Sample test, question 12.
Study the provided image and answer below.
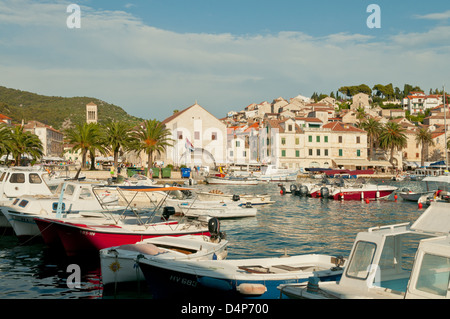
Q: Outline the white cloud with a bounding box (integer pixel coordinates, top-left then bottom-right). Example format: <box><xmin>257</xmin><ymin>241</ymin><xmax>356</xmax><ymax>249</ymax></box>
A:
<box><xmin>415</xmin><ymin>10</ymin><xmax>450</xmax><ymax>20</ymax></box>
<box><xmin>1</xmin><ymin>0</ymin><xmax>450</xmax><ymax>121</ymax></box>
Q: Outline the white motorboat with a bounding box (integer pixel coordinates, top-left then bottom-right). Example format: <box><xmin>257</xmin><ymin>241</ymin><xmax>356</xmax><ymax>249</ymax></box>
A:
<box><xmin>204</xmin><ymin>176</ymin><xmax>260</xmax><ymax>185</ymax></box>
<box><xmin>278</xmin><ymin>201</ymin><xmax>450</xmax><ymax>299</ymax></box>
<box><xmin>256</xmin><ymin>165</ymin><xmax>298</xmax><ymax>182</ymax></box>
<box><xmin>2</xmin><ymin>181</ymin><xmax>120</xmax><ymax>239</ymax></box>
<box><xmin>177</xmin><ymin>202</ymin><xmax>258</xmax><ymax>219</ymax></box>
<box><xmin>137</xmin><ymin>252</ymin><xmax>345</xmax><ymax>299</ymax></box>
<box><xmin>0</xmin><ymin>167</ymin><xmax>54</xmax><ymax>229</ymax></box>
<box><xmin>100</xmin><ymin>229</ymin><xmax>228</xmax><ymax>287</ymax></box>
<box><xmin>196</xmin><ymin>190</ymin><xmax>274</xmax><ymax>206</ymax></box>
<box><xmin>417</xmin><ymin>175</ymin><xmax>450</xmax><ymax>206</ymax></box>
<box><xmin>33</xmin><ymin>186</ymin><xmax>213</xmax><ymax>256</ymax></box>
<box><xmin>398</xmin><ymin>188</ymin><xmax>434</xmax><ymax>202</ymax></box>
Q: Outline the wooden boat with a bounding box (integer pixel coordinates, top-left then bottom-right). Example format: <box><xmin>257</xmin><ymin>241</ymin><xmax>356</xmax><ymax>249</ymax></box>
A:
<box><xmin>278</xmin><ymin>201</ymin><xmax>450</xmax><ymax>299</ymax></box>
<box><xmin>137</xmin><ymin>253</ymin><xmax>345</xmax><ymax>299</ymax></box>
<box><xmin>100</xmin><ymin>223</ymin><xmax>228</xmax><ymax>287</ymax></box>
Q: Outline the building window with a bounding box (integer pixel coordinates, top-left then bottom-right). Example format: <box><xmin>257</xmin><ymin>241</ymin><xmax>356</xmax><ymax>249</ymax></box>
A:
<box><xmin>339</xmin><ymin>136</ymin><xmax>343</xmax><ymax>143</ymax></box>
<box><xmin>357</xmin><ymin>149</ymin><xmax>361</xmax><ymax>157</ymax></box>
<box><xmin>324</xmin><ymin>136</ymin><xmax>328</xmax><ymax>143</ymax></box>
<box><xmin>308</xmin><ymin>136</ymin><xmax>312</xmax><ymax>143</ymax></box>
<box><xmin>243</xmin><ymin>151</ymin><xmax>246</xmax><ymax>157</ymax></box>
<box><xmin>356</xmin><ymin>136</ymin><xmax>360</xmax><ymax>144</ymax></box>
<box><xmin>416</xmin><ymin>153</ymin><xmax>419</xmax><ymax>158</ymax></box>
<box><xmin>282</xmin><ymin>150</ymin><xmax>286</xmax><ymax>157</ymax></box>
<box><xmin>296</xmin><ymin>150</ymin><xmax>300</xmax><ymax>157</ymax></box>
<box><xmin>281</xmin><ymin>138</ymin><xmax>286</xmax><ymax>145</ymax></box>
<box><xmin>309</xmin><ymin>149</ymin><xmax>313</xmax><ymax>156</ymax></box>
<box><xmin>211</xmin><ymin>132</ymin><xmax>217</xmax><ymax>140</ymax></box>
<box><xmin>194</xmin><ymin>131</ymin><xmax>200</xmax><ymax>140</ymax></box>
<box><xmin>177</xmin><ymin>132</ymin><xmax>183</xmax><ymax>140</ymax></box>
<box><xmin>236</xmin><ymin>141</ymin><xmax>240</xmax><ymax>147</ymax></box>
<box><xmin>288</xmin><ymin>124</ymin><xmax>293</xmax><ymax>131</ymax></box>
<box><xmin>295</xmin><ymin>137</ymin><xmax>299</xmax><ymax>145</ymax></box>
<box><xmin>325</xmin><ymin>149</ymin><xmax>328</xmax><ymax>156</ymax></box>
<box><xmin>317</xmin><ymin>149</ymin><xmax>321</xmax><ymax>156</ymax></box>
<box><xmin>339</xmin><ymin>149</ymin><xmax>343</xmax><ymax>157</ymax></box>
<box><xmin>316</xmin><ymin>136</ymin><xmax>320</xmax><ymax>143</ymax></box>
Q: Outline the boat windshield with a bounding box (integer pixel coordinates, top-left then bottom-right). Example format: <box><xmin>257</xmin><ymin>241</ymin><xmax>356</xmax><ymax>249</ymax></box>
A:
<box><xmin>415</xmin><ymin>253</ymin><xmax>450</xmax><ymax>297</ymax></box>
<box><xmin>346</xmin><ymin>241</ymin><xmax>376</xmax><ymax>280</ymax></box>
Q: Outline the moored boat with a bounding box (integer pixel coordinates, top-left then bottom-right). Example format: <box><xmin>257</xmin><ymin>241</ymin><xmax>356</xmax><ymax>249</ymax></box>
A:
<box><xmin>100</xmin><ymin>224</ymin><xmax>228</xmax><ymax>287</ymax></box>
<box><xmin>137</xmin><ymin>253</ymin><xmax>345</xmax><ymax>299</ymax></box>
<box><xmin>34</xmin><ymin>186</ymin><xmax>213</xmax><ymax>256</ymax></box>
<box><xmin>278</xmin><ymin>201</ymin><xmax>450</xmax><ymax>299</ymax></box>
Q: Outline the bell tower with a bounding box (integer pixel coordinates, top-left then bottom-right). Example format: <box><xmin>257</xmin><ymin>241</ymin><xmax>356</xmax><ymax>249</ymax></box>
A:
<box><xmin>86</xmin><ymin>102</ymin><xmax>98</xmax><ymax>124</ymax></box>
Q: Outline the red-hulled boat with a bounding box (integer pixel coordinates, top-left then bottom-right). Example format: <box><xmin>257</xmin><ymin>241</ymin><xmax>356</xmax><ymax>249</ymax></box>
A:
<box><xmin>34</xmin><ymin>216</ymin><xmax>210</xmax><ymax>256</ymax></box>
<box><xmin>34</xmin><ymin>185</ymin><xmax>211</xmax><ymax>256</ymax></box>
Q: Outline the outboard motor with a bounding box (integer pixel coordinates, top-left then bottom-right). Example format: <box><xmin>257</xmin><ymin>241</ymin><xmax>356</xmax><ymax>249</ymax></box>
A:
<box><xmin>279</xmin><ymin>185</ymin><xmax>287</xmax><ymax>195</ymax></box>
<box><xmin>300</xmin><ymin>185</ymin><xmax>309</xmax><ymax>196</ymax></box>
<box><xmin>208</xmin><ymin>217</ymin><xmax>226</xmax><ymax>242</ymax></box>
<box><xmin>232</xmin><ymin>194</ymin><xmax>240</xmax><ymax>201</ymax></box>
<box><xmin>290</xmin><ymin>184</ymin><xmax>298</xmax><ymax>193</ymax></box>
<box><xmin>320</xmin><ymin>186</ymin><xmax>329</xmax><ymax>198</ymax></box>
<box><xmin>162</xmin><ymin>206</ymin><xmax>176</xmax><ymax>221</ymax></box>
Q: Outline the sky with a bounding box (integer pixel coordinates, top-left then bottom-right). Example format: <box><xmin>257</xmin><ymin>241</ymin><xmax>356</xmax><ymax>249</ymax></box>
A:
<box><xmin>1</xmin><ymin>0</ymin><xmax>450</xmax><ymax>121</ymax></box>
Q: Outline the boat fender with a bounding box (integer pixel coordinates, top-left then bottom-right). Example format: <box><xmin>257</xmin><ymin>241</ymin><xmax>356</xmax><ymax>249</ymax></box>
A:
<box><xmin>232</xmin><ymin>194</ymin><xmax>240</xmax><ymax>201</ymax></box>
<box><xmin>280</xmin><ymin>186</ymin><xmax>286</xmax><ymax>195</ymax></box>
<box><xmin>290</xmin><ymin>184</ymin><xmax>297</xmax><ymax>192</ymax></box>
<box><xmin>236</xmin><ymin>283</ymin><xmax>267</xmax><ymax>296</ymax></box>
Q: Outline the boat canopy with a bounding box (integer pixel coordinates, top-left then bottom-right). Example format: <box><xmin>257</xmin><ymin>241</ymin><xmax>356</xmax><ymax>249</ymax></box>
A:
<box><xmin>411</xmin><ymin>202</ymin><xmax>450</xmax><ymax>235</ymax></box>
<box><xmin>117</xmin><ymin>186</ymin><xmax>193</xmax><ymax>192</ymax></box>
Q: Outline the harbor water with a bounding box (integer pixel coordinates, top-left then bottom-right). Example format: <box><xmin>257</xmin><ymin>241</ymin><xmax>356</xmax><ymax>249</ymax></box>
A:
<box><xmin>0</xmin><ymin>179</ymin><xmax>426</xmax><ymax>299</ymax></box>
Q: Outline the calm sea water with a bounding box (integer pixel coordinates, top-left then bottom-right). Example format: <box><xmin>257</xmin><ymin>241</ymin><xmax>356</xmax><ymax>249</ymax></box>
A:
<box><xmin>0</xmin><ymin>179</ymin><xmax>426</xmax><ymax>299</ymax></box>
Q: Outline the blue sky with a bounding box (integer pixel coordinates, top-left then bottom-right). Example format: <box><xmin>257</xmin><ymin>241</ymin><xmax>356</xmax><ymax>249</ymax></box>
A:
<box><xmin>1</xmin><ymin>0</ymin><xmax>450</xmax><ymax>121</ymax></box>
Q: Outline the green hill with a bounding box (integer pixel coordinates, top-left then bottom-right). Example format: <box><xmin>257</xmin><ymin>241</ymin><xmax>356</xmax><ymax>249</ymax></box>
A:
<box><xmin>0</xmin><ymin>86</ymin><xmax>143</xmax><ymax>131</ymax></box>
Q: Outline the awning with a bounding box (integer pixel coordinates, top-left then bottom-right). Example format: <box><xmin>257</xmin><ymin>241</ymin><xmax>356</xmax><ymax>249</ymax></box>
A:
<box><xmin>333</xmin><ymin>159</ymin><xmax>392</xmax><ymax>167</ymax></box>
<box><xmin>332</xmin><ymin>159</ymin><xmax>372</xmax><ymax>167</ymax></box>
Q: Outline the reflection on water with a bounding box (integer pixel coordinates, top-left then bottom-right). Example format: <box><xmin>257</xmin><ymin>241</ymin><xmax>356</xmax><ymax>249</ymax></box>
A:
<box><xmin>0</xmin><ymin>179</ymin><xmax>425</xmax><ymax>298</ymax></box>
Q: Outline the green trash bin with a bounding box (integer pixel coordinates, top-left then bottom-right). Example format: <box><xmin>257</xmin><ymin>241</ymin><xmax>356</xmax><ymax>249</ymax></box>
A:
<box><xmin>162</xmin><ymin>167</ymin><xmax>171</xmax><ymax>178</ymax></box>
<box><xmin>151</xmin><ymin>167</ymin><xmax>160</xmax><ymax>178</ymax></box>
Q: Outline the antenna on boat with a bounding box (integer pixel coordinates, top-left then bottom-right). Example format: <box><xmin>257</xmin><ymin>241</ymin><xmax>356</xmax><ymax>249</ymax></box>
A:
<box><xmin>444</xmin><ymin>85</ymin><xmax>448</xmax><ymax>172</ymax></box>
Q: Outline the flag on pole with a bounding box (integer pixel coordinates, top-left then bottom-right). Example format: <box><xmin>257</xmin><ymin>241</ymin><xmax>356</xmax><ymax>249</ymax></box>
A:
<box><xmin>185</xmin><ymin>138</ymin><xmax>194</xmax><ymax>152</ymax></box>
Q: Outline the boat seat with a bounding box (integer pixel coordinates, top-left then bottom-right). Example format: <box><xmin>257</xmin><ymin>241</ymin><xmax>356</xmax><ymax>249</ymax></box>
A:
<box><xmin>271</xmin><ymin>265</ymin><xmax>320</xmax><ymax>273</ymax></box>
<box><xmin>238</xmin><ymin>266</ymin><xmax>273</xmax><ymax>274</ymax></box>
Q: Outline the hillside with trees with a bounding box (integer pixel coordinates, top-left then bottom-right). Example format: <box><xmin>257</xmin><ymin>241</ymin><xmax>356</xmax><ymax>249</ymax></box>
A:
<box><xmin>0</xmin><ymin>86</ymin><xmax>143</xmax><ymax>130</ymax></box>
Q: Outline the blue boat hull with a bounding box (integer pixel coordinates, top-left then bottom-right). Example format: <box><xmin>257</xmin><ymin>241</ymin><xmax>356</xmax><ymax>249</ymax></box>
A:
<box><xmin>138</xmin><ymin>261</ymin><xmax>342</xmax><ymax>299</ymax></box>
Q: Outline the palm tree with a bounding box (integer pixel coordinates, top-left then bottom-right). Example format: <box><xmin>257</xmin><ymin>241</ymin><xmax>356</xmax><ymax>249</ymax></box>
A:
<box><xmin>103</xmin><ymin>121</ymin><xmax>134</xmax><ymax>175</ymax></box>
<box><xmin>355</xmin><ymin>107</ymin><xmax>367</xmax><ymax>126</ymax></box>
<box><xmin>0</xmin><ymin>125</ymin><xmax>14</xmax><ymax>163</ymax></box>
<box><xmin>379</xmin><ymin>121</ymin><xmax>407</xmax><ymax>169</ymax></box>
<box><xmin>10</xmin><ymin>125</ymin><xmax>43</xmax><ymax>166</ymax></box>
<box><xmin>65</xmin><ymin>123</ymin><xmax>103</xmax><ymax>169</ymax></box>
<box><xmin>132</xmin><ymin>119</ymin><xmax>173</xmax><ymax>177</ymax></box>
<box><xmin>415</xmin><ymin>127</ymin><xmax>434</xmax><ymax>167</ymax></box>
<box><xmin>360</xmin><ymin>118</ymin><xmax>382</xmax><ymax>160</ymax></box>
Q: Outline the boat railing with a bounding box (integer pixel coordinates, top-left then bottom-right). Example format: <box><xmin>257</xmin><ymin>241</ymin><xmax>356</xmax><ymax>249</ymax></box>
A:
<box><xmin>368</xmin><ymin>222</ymin><xmax>411</xmax><ymax>234</ymax></box>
